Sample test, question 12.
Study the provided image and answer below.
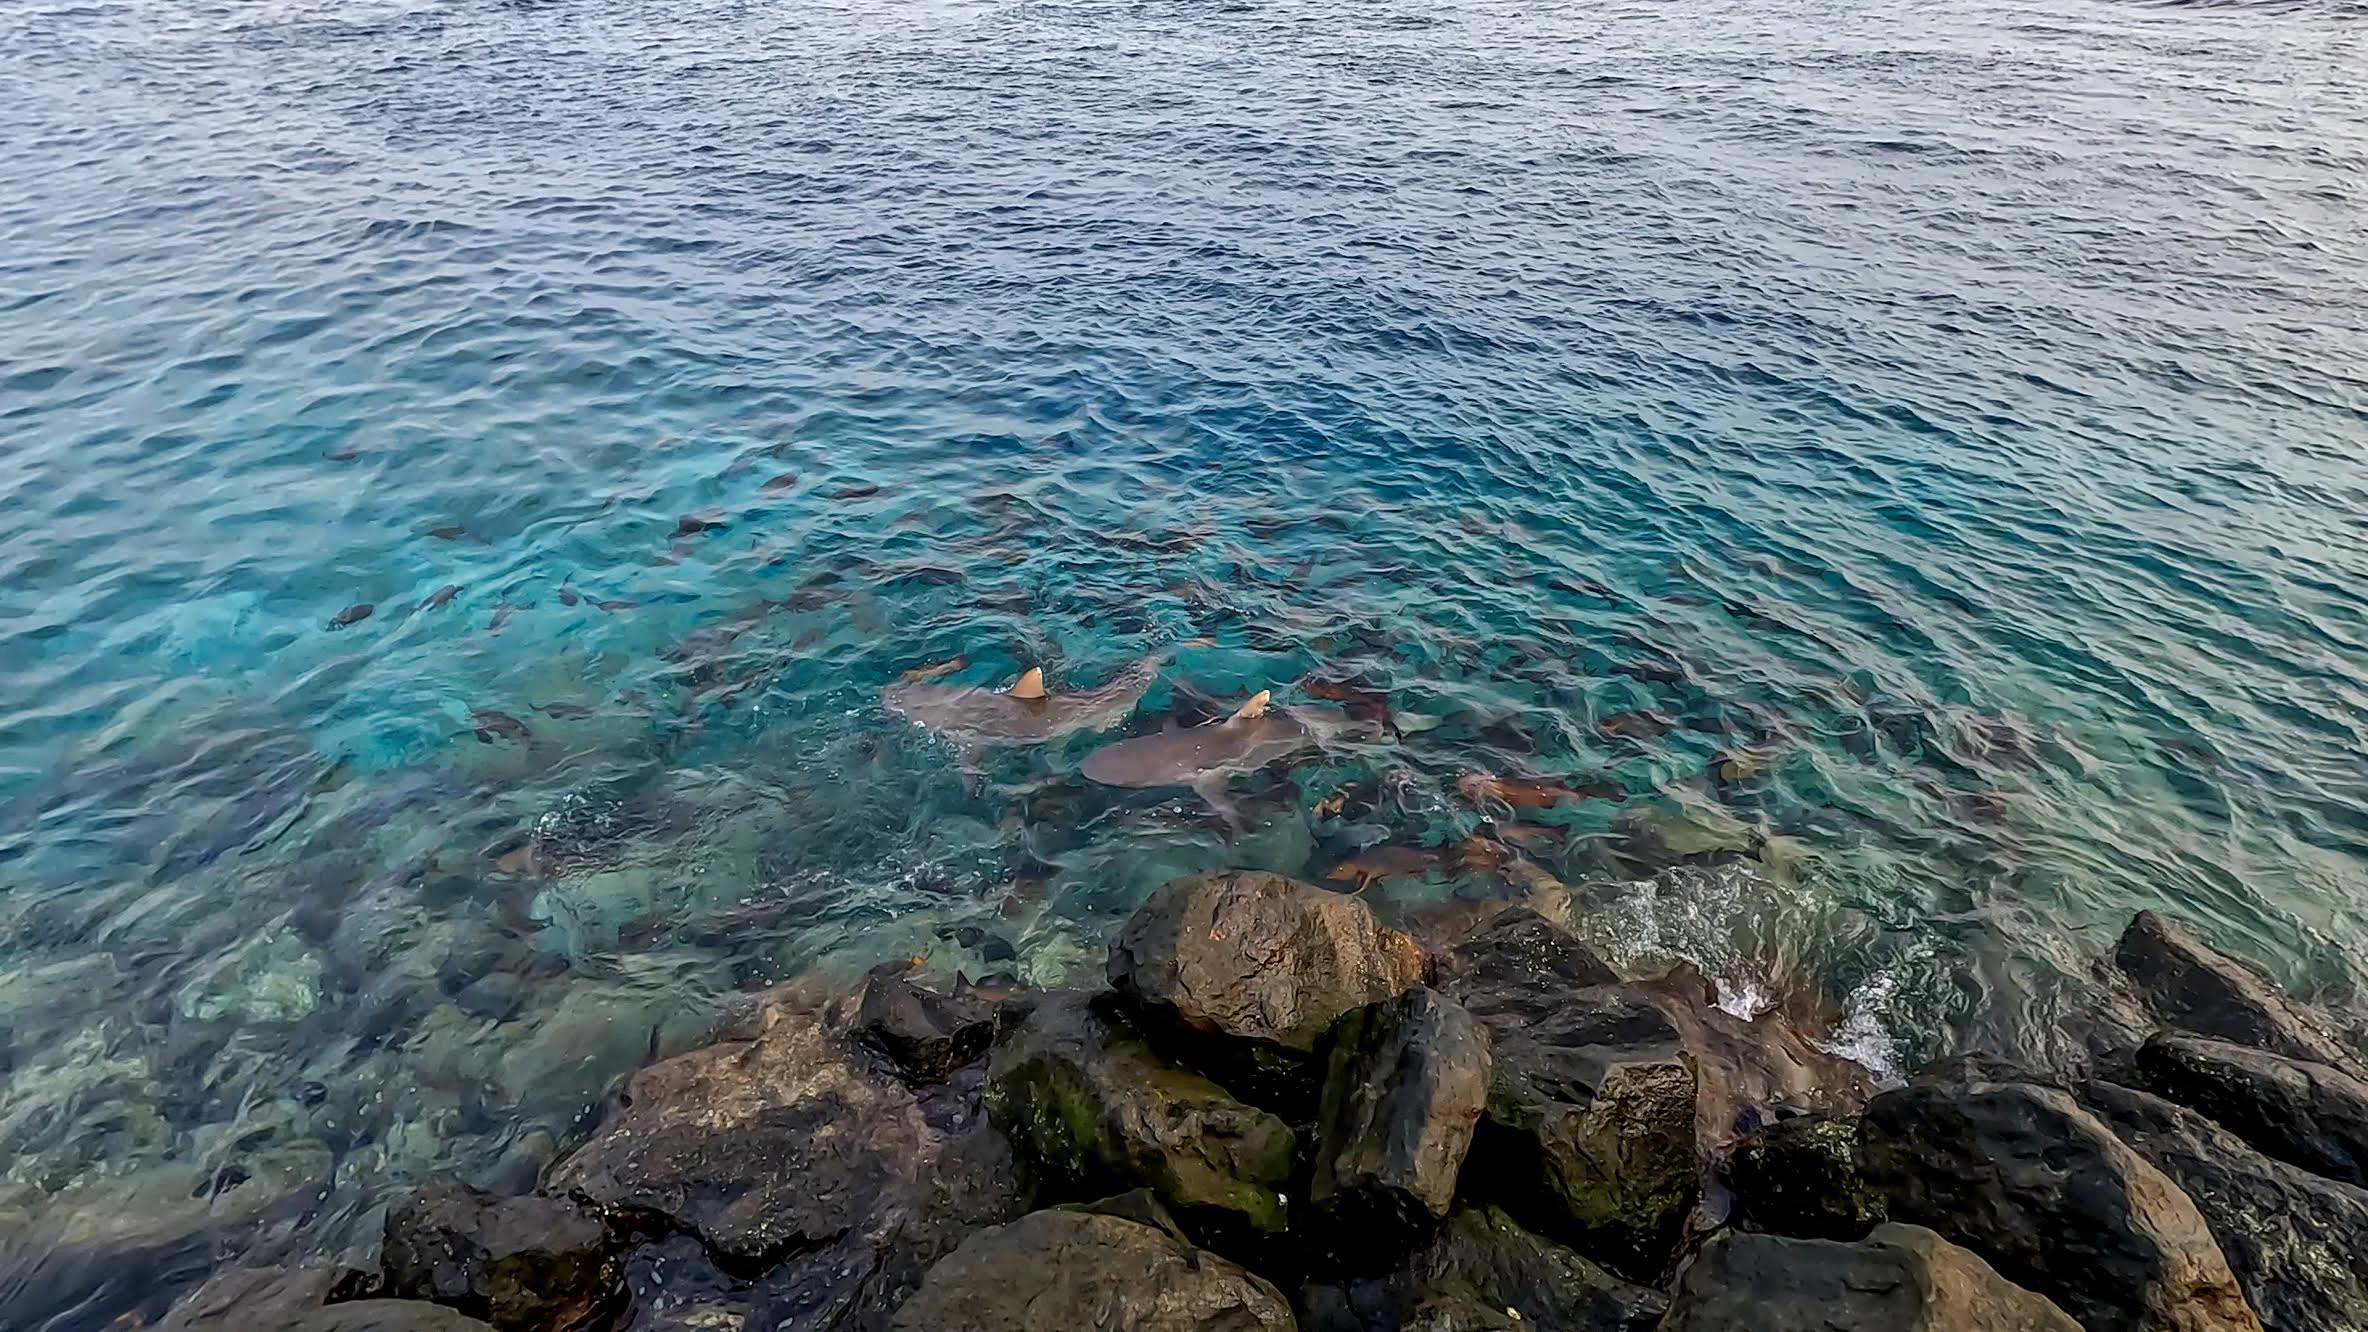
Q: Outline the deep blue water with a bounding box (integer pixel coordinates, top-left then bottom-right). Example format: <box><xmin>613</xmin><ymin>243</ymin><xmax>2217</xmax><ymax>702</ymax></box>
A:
<box><xmin>3</xmin><ymin>0</ymin><xmax>2367</xmax><ymax>1319</ymax></box>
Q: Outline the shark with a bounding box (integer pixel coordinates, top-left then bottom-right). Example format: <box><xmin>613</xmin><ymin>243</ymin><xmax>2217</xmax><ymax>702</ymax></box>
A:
<box><xmin>882</xmin><ymin>653</ymin><xmax>1165</xmax><ymax>754</ymax></box>
<box><xmin>1080</xmin><ymin>690</ymin><xmax>1365</xmax><ymax>824</ymax></box>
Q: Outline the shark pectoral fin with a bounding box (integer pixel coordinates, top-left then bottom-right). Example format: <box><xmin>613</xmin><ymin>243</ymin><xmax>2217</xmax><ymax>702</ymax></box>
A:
<box><xmin>1190</xmin><ymin>770</ymin><xmax>1246</xmax><ymax>832</ymax></box>
<box><xmin>1006</xmin><ymin>667</ymin><xmax>1048</xmax><ymax>700</ymax></box>
<box><xmin>1228</xmin><ymin>690</ymin><xmax>1272</xmax><ymax>723</ymax></box>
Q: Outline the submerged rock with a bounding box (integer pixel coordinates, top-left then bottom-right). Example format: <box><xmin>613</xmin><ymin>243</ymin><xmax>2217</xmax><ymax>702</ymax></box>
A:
<box><xmin>1859</xmin><ymin>1066</ymin><xmax>2262</xmax><ymax>1332</ymax></box>
<box><xmin>1635</xmin><ymin>963</ymin><xmax>1874</xmax><ymax>1148</ymax></box>
<box><xmin>2134</xmin><ymin>1031</ymin><xmax>2368</xmax><ymax>1187</ymax></box>
<box><xmin>380</xmin><ymin>1176</ymin><xmax>621</xmax><ymax>1331</ymax></box>
<box><xmin>544</xmin><ymin>989</ymin><xmax>1027</xmax><ymax>1325</ymax></box>
<box><xmin>157</xmin><ymin>1268</ymin><xmax>496</xmax><ymax>1332</ymax></box>
<box><xmin>1614</xmin><ymin>797</ymin><xmax>1762</xmax><ymax>866</ymax></box>
<box><xmin>1309</xmin><ymin>987</ymin><xmax>1492</xmax><ymax>1249</ymax></box>
<box><xmin>1298</xmin><ymin>1204</ymin><xmax>1667</xmax><ymax>1332</ymax></box>
<box><xmin>1660</xmin><ymin>1223</ymin><xmax>2081</xmax><ymax>1332</ymax></box>
<box><xmin>156</xmin><ymin>1267</ymin><xmax>346</xmax><ymax>1331</ymax></box>
<box><xmin>2080</xmin><ymin>1079</ymin><xmax>2368</xmax><ymax>1332</ymax></box>
<box><xmin>175</xmin><ymin>926</ymin><xmax>326</xmax><ymax>1024</ymax></box>
<box><xmin>983</xmin><ymin>991</ymin><xmax>1294</xmax><ymax>1234</ymax></box>
<box><xmin>1107</xmin><ymin>869</ymin><xmax>1426</xmax><ymax>1087</ymax></box>
<box><xmin>888</xmin><ymin>1208</ymin><xmax>1294</xmax><ymax>1332</ymax></box>
<box><xmin>1726</xmin><ymin>1112</ymin><xmax>1883</xmax><ymax>1241</ymax></box>
<box><xmin>499</xmin><ymin>976</ymin><xmax>716</xmax><ymax>1113</ymax></box>
<box><xmin>27</xmin><ymin>1136</ymin><xmax>335</xmax><ymax>1253</ymax></box>
<box><xmin>2113</xmin><ymin>912</ymin><xmax>2355</xmax><ymax>1068</ymax></box>
<box><xmin>1440</xmin><ymin>909</ymin><xmax>1698</xmax><ymax>1283</ymax></box>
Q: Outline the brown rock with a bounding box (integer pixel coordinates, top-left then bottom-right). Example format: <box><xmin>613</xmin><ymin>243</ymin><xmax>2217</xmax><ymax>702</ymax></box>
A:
<box><xmin>2135</xmin><ymin>1031</ymin><xmax>2368</xmax><ymax>1187</ymax></box>
<box><xmin>1659</xmin><ymin>1223</ymin><xmax>2081</xmax><ymax>1331</ymax></box>
<box><xmin>1860</xmin><ymin>1067</ymin><xmax>2262</xmax><ymax>1332</ymax></box>
<box><xmin>545</xmin><ymin>989</ymin><xmax>1027</xmax><ymax>1327</ymax></box>
<box><xmin>2114</xmin><ymin>912</ymin><xmax>2355</xmax><ymax>1067</ymax></box>
<box><xmin>2081</xmin><ymin>1079</ymin><xmax>2368</xmax><ymax>1332</ymax></box>
<box><xmin>1107</xmin><ymin>869</ymin><xmax>1426</xmax><ymax>1086</ymax></box>
<box><xmin>888</xmin><ymin>1209</ymin><xmax>1293</xmax><ymax>1332</ymax></box>
<box><xmin>1635</xmin><ymin>963</ymin><xmax>1874</xmax><ymax>1148</ymax></box>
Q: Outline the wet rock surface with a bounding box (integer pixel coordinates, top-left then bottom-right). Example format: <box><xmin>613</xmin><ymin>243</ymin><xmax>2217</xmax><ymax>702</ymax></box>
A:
<box><xmin>1309</xmin><ymin>986</ymin><xmax>1492</xmax><ymax>1248</ymax></box>
<box><xmin>851</xmin><ymin>960</ymin><xmax>998</xmax><ymax>1085</ymax></box>
<box><xmin>380</xmin><ymin>1175</ymin><xmax>621</xmax><ymax>1332</ymax></box>
<box><xmin>1634</xmin><ymin>963</ymin><xmax>1874</xmax><ymax>1149</ymax></box>
<box><xmin>125</xmin><ymin>900</ymin><xmax>2368</xmax><ymax>1332</ymax></box>
<box><xmin>545</xmin><ymin>994</ymin><xmax>927</xmax><ymax>1267</ymax></box>
<box><xmin>1107</xmin><ymin>869</ymin><xmax>1426</xmax><ymax>1084</ymax></box>
<box><xmin>2134</xmin><ymin>1031</ymin><xmax>2368</xmax><ymax>1187</ymax></box>
<box><xmin>2080</xmin><ymin>1080</ymin><xmax>2368</xmax><ymax>1332</ymax></box>
<box><xmin>1725</xmin><ymin>1112</ymin><xmax>1882</xmax><ymax>1241</ymax></box>
<box><xmin>887</xmin><ymin>1208</ymin><xmax>1295</xmax><ymax>1332</ymax></box>
<box><xmin>1860</xmin><ymin>1066</ymin><xmax>2262</xmax><ymax>1332</ymax></box>
<box><xmin>1441</xmin><ymin>909</ymin><xmax>1698</xmax><ymax>1283</ymax></box>
<box><xmin>983</xmin><ymin>990</ymin><xmax>1295</xmax><ymax>1234</ymax></box>
<box><xmin>1298</xmin><ymin>1205</ymin><xmax>1667</xmax><ymax>1332</ymax></box>
<box><xmin>2113</xmin><ymin>912</ymin><xmax>2356</xmax><ymax>1068</ymax></box>
<box><xmin>609</xmin><ymin>1237</ymin><xmax>748</xmax><ymax>1332</ymax></box>
<box><xmin>543</xmin><ymin>986</ymin><xmax>1028</xmax><ymax>1329</ymax></box>
<box><xmin>1660</xmin><ymin>1223</ymin><xmax>2081</xmax><ymax>1332</ymax></box>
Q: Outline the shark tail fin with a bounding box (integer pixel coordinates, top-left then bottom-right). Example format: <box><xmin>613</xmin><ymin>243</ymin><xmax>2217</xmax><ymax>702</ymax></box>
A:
<box><xmin>1229</xmin><ymin>689</ymin><xmax>1272</xmax><ymax>722</ymax></box>
<box><xmin>1006</xmin><ymin>667</ymin><xmax>1047</xmax><ymax>700</ymax></box>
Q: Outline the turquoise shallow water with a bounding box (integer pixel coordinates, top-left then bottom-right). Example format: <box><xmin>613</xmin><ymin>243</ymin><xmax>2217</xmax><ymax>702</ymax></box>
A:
<box><xmin>3</xmin><ymin>0</ymin><xmax>2367</xmax><ymax>1319</ymax></box>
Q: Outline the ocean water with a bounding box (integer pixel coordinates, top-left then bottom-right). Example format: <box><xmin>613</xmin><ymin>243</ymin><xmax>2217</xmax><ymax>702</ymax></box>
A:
<box><xmin>2</xmin><ymin>0</ymin><xmax>2366</xmax><ymax>1319</ymax></box>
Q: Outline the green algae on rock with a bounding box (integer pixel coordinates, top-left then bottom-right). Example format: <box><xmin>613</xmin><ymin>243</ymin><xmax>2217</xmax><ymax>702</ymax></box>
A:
<box><xmin>984</xmin><ymin>991</ymin><xmax>1295</xmax><ymax>1234</ymax></box>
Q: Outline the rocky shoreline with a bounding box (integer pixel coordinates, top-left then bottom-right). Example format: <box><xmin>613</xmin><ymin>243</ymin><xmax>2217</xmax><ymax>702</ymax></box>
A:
<box><xmin>151</xmin><ymin>872</ymin><xmax>2368</xmax><ymax>1332</ymax></box>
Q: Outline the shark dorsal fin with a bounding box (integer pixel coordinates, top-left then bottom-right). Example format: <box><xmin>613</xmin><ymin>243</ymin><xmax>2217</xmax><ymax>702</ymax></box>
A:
<box><xmin>1228</xmin><ymin>690</ymin><xmax>1272</xmax><ymax>723</ymax></box>
<box><xmin>1006</xmin><ymin>667</ymin><xmax>1047</xmax><ymax>700</ymax></box>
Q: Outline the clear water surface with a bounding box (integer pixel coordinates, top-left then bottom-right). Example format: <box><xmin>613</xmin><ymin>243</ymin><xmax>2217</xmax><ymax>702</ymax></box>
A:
<box><xmin>2</xmin><ymin>0</ymin><xmax>2365</xmax><ymax>1321</ymax></box>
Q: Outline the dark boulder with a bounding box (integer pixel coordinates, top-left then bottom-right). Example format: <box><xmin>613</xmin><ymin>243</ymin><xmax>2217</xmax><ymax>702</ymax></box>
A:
<box><xmin>1440</xmin><ymin>910</ymin><xmax>1699</xmax><ymax>1284</ymax></box>
<box><xmin>984</xmin><ymin>991</ymin><xmax>1295</xmax><ymax>1234</ymax></box>
<box><xmin>2135</xmin><ymin>1031</ymin><xmax>2368</xmax><ymax>1187</ymax></box>
<box><xmin>544</xmin><ymin>988</ymin><xmax>1028</xmax><ymax>1327</ymax></box>
<box><xmin>1107</xmin><ymin>869</ymin><xmax>1426</xmax><ymax>1089</ymax></box>
<box><xmin>1444</xmin><ymin>907</ymin><xmax>1620</xmax><ymax>990</ymax></box>
<box><xmin>852</xmin><ymin>960</ymin><xmax>997</xmax><ymax>1085</ymax></box>
<box><xmin>1298</xmin><ymin>1204</ymin><xmax>1667</xmax><ymax>1332</ymax></box>
<box><xmin>381</xmin><ymin>1176</ymin><xmax>621</xmax><ymax>1331</ymax></box>
<box><xmin>2114</xmin><ymin>912</ymin><xmax>2354</xmax><ymax>1067</ymax></box>
<box><xmin>2082</xmin><ymin>1080</ymin><xmax>2368</xmax><ymax>1332</ymax></box>
<box><xmin>1726</xmin><ymin>1112</ymin><xmax>1882</xmax><ymax>1241</ymax></box>
<box><xmin>1859</xmin><ymin>1068</ymin><xmax>2261</xmax><ymax>1332</ymax></box>
<box><xmin>1659</xmin><ymin>1223</ymin><xmax>2081</xmax><ymax>1332</ymax></box>
<box><xmin>610</xmin><ymin>1236</ymin><xmax>748</xmax><ymax>1332</ymax></box>
<box><xmin>887</xmin><ymin>1208</ymin><xmax>1295</xmax><ymax>1332</ymax></box>
<box><xmin>1310</xmin><ymin>987</ymin><xmax>1492</xmax><ymax>1249</ymax></box>
<box><xmin>745</xmin><ymin>1105</ymin><xmax>1030</xmax><ymax>1332</ymax></box>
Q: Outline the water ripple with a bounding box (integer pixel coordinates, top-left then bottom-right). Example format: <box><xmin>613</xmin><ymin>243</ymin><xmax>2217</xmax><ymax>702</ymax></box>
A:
<box><xmin>3</xmin><ymin>0</ymin><xmax>2368</xmax><ymax>1321</ymax></box>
